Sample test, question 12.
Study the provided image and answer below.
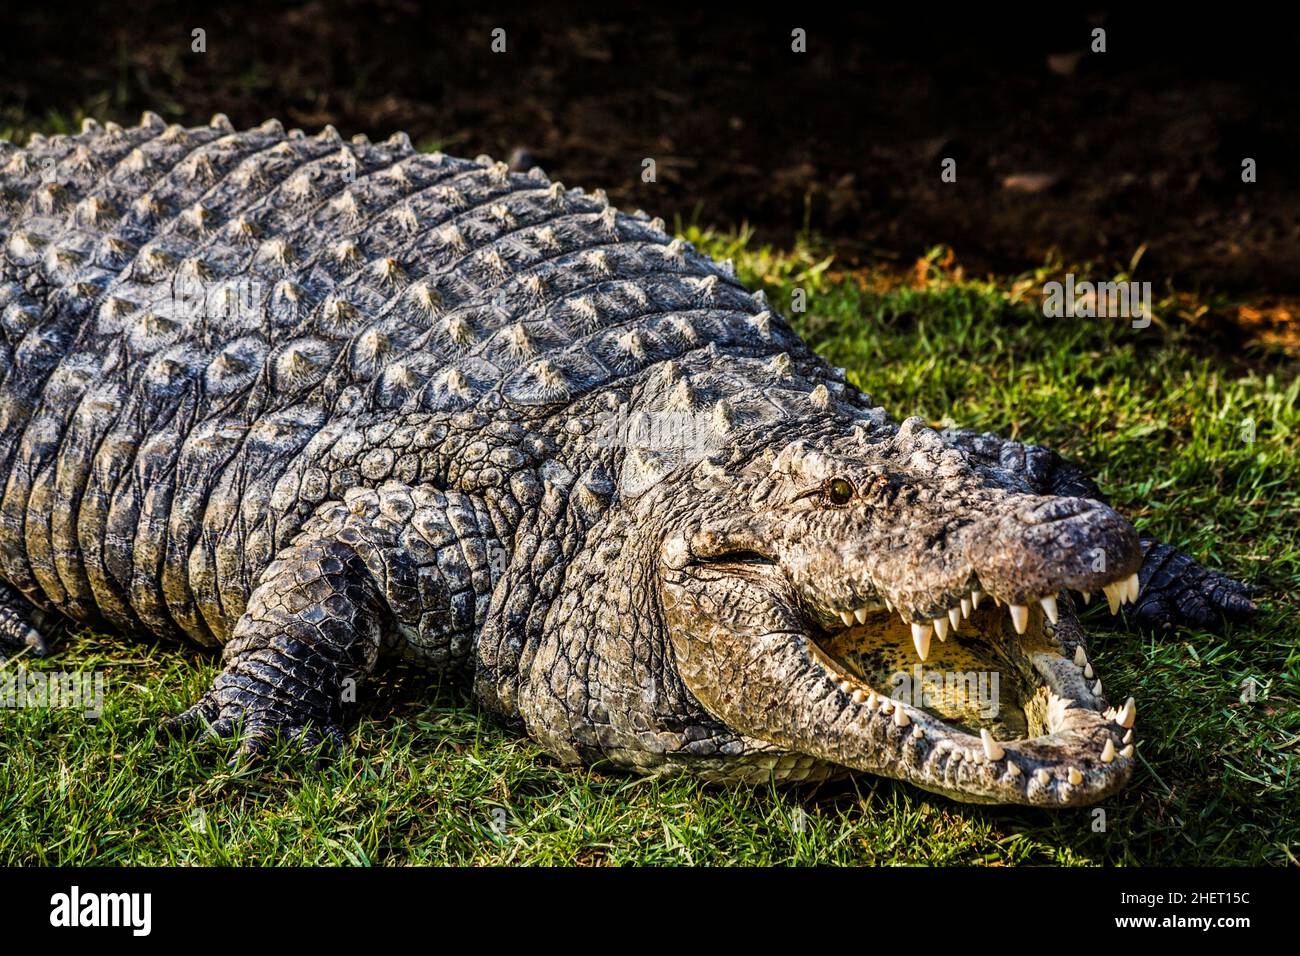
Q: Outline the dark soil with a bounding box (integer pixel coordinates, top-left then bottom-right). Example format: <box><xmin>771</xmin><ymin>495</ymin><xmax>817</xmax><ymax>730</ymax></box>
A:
<box><xmin>3</xmin><ymin>3</ymin><xmax>1299</xmax><ymax>292</ymax></box>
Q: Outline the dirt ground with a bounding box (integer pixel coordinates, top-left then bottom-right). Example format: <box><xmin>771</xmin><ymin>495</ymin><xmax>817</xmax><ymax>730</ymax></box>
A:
<box><xmin>3</xmin><ymin>3</ymin><xmax>1299</xmax><ymax>296</ymax></box>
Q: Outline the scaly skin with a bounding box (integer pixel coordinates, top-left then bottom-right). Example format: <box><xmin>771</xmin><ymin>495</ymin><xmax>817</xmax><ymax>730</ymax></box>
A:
<box><xmin>0</xmin><ymin>116</ymin><xmax>1257</xmax><ymax>805</ymax></box>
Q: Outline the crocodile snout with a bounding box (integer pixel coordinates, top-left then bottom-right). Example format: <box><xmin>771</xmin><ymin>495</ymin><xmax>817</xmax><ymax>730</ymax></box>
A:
<box><xmin>964</xmin><ymin>496</ymin><xmax>1142</xmax><ymax>609</ymax></box>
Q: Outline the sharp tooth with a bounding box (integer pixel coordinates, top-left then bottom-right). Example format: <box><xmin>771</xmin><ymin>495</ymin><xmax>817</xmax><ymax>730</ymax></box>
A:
<box><xmin>948</xmin><ymin>606</ymin><xmax>961</xmax><ymax>631</ymax></box>
<box><xmin>866</xmin><ymin>692</ymin><xmax>879</xmax><ymax>710</ymax></box>
<box><xmin>1104</xmin><ymin>583</ymin><xmax>1121</xmax><ymax>615</ymax></box>
<box><xmin>1092</xmin><ymin>679</ymin><xmax>1103</xmax><ymax>697</ymax></box>
<box><xmin>993</xmin><ymin>595</ymin><xmax>1003</xmax><ymax>607</ymax></box>
<box><xmin>912</xmin><ymin>725</ymin><xmax>923</xmax><ymax>739</ymax></box>
<box><xmin>1073</xmin><ymin>646</ymin><xmax>1087</xmax><ymax>667</ymax></box>
<box><xmin>1122</xmin><ymin>729</ymin><xmax>1132</xmax><ymax>744</ymax></box>
<box><xmin>1009</xmin><ymin>604</ymin><xmax>1028</xmax><ymax>634</ymax></box>
<box><xmin>839</xmin><ymin>610</ymin><xmax>855</xmax><ymax>626</ymax></box>
<box><xmin>1067</xmin><ymin>767</ymin><xmax>1083</xmax><ymax>785</ymax></box>
<box><xmin>880</xmin><ymin>699</ymin><xmax>894</xmax><ymax>715</ymax></box>
<box><xmin>980</xmin><ymin>729</ymin><xmax>1005</xmax><ymax>761</ymax></box>
<box><xmin>894</xmin><ymin>706</ymin><xmax>910</xmax><ymax>727</ymax></box>
<box><xmin>960</xmin><ymin>596</ymin><xmax>971</xmax><ymax>618</ymax></box>
<box><xmin>1040</xmin><ymin>595</ymin><xmax>1058</xmax><ymax>624</ymax></box>
<box><xmin>854</xmin><ymin>607</ymin><xmax>868</xmax><ymax>625</ymax></box>
<box><xmin>851</xmin><ymin>689</ymin><xmax>866</xmax><ymax>704</ymax></box>
<box><xmin>1007</xmin><ymin>762</ymin><xmax>1022</xmax><ymax>778</ymax></box>
<box><xmin>1100</xmin><ymin>739</ymin><xmax>1116</xmax><ymax>763</ymax></box>
<box><xmin>971</xmin><ymin>589</ymin><xmax>982</xmax><ymax>610</ymax></box>
<box><xmin>1083</xmin><ymin>663</ymin><xmax>1095</xmax><ymax>679</ymax></box>
<box><xmin>883</xmin><ymin>597</ymin><xmax>892</xmax><ymax>612</ymax></box>
<box><xmin>910</xmin><ymin>621</ymin><xmax>933</xmax><ymax>661</ymax></box>
<box><xmin>1080</xmin><ymin>590</ymin><xmax>1091</xmax><ymax>605</ymax></box>
<box><xmin>1116</xmin><ymin>697</ymin><xmax>1135</xmax><ymax>728</ymax></box>
<box><xmin>838</xmin><ymin>680</ymin><xmax>852</xmax><ymax>694</ymax></box>
<box><xmin>1035</xmin><ymin>769</ymin><xmax>1051</xmax><ymax>786</ymax></box>
<box><xmin>1127</xmin><ymin>572</ymin><xmax>1140</xmax><ymax>602</ymax></box>
<box><xmin>933</xmin><ymin>616</ymin><xmax>948</xmax><ymax>641</ymax></box>
<box><xmin>1120</xmin><ymin>744</ymin><xmax>1135</xmax><ymax>759</ymax></box>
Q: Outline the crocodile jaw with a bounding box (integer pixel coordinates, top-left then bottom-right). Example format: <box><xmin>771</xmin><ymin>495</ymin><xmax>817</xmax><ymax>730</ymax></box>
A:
<box><xmin>804</xmin><ymin>600</ymin><xmax>1137</xmax><ymax>805</ymax></box>
<box><xmin>662</xmin><ymin>563</ymin><xmax>1139</xmax><ymax>806</ymax></box>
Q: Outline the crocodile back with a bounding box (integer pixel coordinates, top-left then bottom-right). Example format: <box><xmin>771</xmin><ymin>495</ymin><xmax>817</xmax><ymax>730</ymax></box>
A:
<box><xmin>0</xmin><ymin>116</ymin><xmax>791</xmax><ymax>646</ymax></box>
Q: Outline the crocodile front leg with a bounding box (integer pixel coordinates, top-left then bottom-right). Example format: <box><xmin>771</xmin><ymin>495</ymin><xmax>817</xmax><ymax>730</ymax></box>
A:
<box><xmin>165</xmin><ymin>482</ymin><xmax>499</xmax><ymax>760</ymax></box>
<box><xmin>939</xmin><ymin>428</ymin><xmax>1259</xmax><ymax>631</ymax></box>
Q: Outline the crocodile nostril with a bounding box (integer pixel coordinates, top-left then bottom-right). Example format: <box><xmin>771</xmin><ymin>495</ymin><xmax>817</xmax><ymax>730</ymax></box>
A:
<box><xmin>1017</xmin><ymin>496</ymin><xmax>1098</xmax><ymax>525</ymax></box>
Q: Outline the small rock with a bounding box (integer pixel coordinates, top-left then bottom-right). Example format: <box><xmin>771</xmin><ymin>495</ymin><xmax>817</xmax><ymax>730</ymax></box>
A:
<box><xmin>1047</xmin><ymin>51</ymin><xmax>1086</xmax><ymax>76</ymax></box>
<box><xmin>1002</xmin><ymin>172</ymin><xmax>1059</xmax><ymax>194</ymax></box>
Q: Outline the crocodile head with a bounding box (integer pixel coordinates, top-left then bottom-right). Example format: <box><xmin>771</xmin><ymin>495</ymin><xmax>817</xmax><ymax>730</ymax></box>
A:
<box><xmin>659</xmin><ymin>414</ymin><xmax>1142</xmax><ymax>806</ymax></box>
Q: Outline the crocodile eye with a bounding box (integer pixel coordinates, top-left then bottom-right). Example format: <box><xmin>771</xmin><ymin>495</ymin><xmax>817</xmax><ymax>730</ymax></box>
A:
<box><xmin>826</xmin><ymin>477</ymin><xmax>855</xmax><ymax>505</ymax></box>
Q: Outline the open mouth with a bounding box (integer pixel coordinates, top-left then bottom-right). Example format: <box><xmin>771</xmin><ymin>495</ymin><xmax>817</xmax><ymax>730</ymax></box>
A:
<box><xmin>804</xmin><ymin>580</ymin><xmax>1140</xmax><ymax>805</ymax></box>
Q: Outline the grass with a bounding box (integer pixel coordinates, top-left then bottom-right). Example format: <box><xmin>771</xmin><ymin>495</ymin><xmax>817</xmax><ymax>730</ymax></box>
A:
<box><xmin>1</xmin><ymin>129</ymin><xmax>1297</xmax><ymax>865</ymax></box>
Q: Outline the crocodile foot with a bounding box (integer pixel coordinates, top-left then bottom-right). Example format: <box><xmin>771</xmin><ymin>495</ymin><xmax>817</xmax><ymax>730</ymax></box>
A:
<box><xmin>0</xmin><ymin>581</ymin><xmax>57</xmax><ymax>664</ymax></box>
<box><xmin>1129</xmin><ymin>538</ymin><xmax>1260</xmax><ymax>631</ymax></box>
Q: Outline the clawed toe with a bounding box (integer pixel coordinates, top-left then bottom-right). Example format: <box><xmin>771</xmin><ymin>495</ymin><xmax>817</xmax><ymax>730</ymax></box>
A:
<box><xmin>165</xmin><ymin>694</ymin><xmax>345</xmax><ymax>769</ymax></box>
<box><xmin>162</xmin><ymin>696</ymin><xmax>221</xmax><ymax>736</ymax></box>
<box><xmin>221</xmin><ymin>719</ymin><xmax>344</xmax><ymax>768</ymax></box>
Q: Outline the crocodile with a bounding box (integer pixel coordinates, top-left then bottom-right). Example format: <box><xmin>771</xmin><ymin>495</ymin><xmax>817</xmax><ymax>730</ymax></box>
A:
<box><xmin>0</xmin><ymin>115</ymin><xmax>1257</xmax><ymax>806</ymax></box>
